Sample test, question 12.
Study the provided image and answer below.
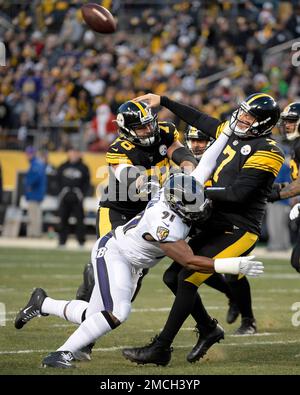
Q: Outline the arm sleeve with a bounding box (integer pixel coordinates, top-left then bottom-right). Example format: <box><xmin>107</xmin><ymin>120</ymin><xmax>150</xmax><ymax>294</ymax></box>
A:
<box><xmin>191</xmin><ymin>132</ymin><xmax>229</xmax><ymax>186</ymax></box>
<box><xmin>160</xmin><ymin>96</ymin><xmax>221</xmax><ymax>138</ymax></box>
<box><xmin>205</xmin><ymin>168</ymin><xmax>276</xmax><ymax>203</ymax></box>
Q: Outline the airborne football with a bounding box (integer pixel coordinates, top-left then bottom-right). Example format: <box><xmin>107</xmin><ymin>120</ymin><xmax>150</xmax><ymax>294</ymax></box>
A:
<box><xmin>81</xmin><ymin>3</ymin><xmax>116</xmax><ymax>34</ymax></box>
<box><xmin>1</xmin><ymin>0</ymin><xmax>300</xmax><ymax>381</ymax></box>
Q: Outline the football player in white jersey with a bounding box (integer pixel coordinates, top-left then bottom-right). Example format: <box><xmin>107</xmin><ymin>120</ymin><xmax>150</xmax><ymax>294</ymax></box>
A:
<box><xmin>14</xmin><ymin>130</ymin><xmax>264</xmax><ymax>368</ymax></box>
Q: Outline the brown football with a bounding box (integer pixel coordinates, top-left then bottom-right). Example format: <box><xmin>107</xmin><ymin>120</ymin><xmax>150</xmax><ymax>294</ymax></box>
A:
<box><xmin>81</xmin><ymin>3</ymin><xmax>116</xmax><ymax>34</ymax></box>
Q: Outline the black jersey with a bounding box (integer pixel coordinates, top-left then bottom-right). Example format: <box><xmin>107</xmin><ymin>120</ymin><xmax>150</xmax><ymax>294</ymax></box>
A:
<box><xmin>160</xmin><ymin>96</ymin><xmax>285</xmax><ymax>235</ymax></box>
<box><xmin>290</xmin><ymin>137</ymin><xmax>300</xmax><ymax>181</ymax></box>
<box><xmin>100</xmin><ymin>121</ymin><xmax>179</xmax><ymax>217</ymax></box>
<box><xmin>208</xmin><ymin>125</ymin><xmax>284</xmax><ymax>235</ymax></box>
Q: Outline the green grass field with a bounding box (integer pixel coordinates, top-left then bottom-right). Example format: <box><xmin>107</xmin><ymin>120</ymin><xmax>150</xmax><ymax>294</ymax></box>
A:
<box><xmin>0</xmin><ymin>247</ymin><xmax>300</xmax><ymax>375</ymax></box>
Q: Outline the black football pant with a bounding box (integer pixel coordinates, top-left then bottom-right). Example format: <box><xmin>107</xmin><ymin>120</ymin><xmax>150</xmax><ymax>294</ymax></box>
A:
<box><xmin>158</xmin><ymin>227</ymin><xmax>258</xmax><ymax>346</ymax></box>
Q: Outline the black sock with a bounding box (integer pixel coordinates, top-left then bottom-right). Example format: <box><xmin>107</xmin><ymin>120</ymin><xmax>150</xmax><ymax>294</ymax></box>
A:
<box><xmin>204</xmin><ymin>273</ymin><xmax>234</xmax><ymax>301</ymax></box>
<box><xmin>227</xmin><ymin>276</ymin><xmax>254</xmax><ymax>319</ymax></box>
<box><xmin>158</xmin><ymin>276</ymin><xmax>216</xmax><ymax>346</ymax></box>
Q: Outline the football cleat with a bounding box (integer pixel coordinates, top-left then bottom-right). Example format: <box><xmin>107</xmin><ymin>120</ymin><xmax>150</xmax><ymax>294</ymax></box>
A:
<box><xmin>42</xmin><ymin>351</ymin><xmax>75</xmax><ymax>368</ymax></box>
<box><xmin>15</xmin><ymin>288</ymin><xmax>48</xmax><ymax>329</ymax></box>
<box><xmin>122</xmin><ymin>336</ymin><xmax>173</xmax><ymax>366</ymax></box>
<box><xmin>226</xmin><ymin>301</ymin><xmax>240</xmax><ymax>324</ymax></box>
<box><xmin>234</xmin><ymin>317</ymin><xmax>257</xmax><ymax>335</ymax></box>
<box><xmin>72</xmin><ymin>344</ymin><xmax>94</xmax><ymax>361</ymax></box>
<box><xmin>187</xmin><ymin>320</ymin><xmax>225</xmax><ymax>363</ymax></box>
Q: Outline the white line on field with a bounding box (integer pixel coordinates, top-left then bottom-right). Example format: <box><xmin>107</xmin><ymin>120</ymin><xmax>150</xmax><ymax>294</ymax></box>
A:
<box><xmin>1</xmin><ymin>339</ymin><xmax>299</xmax><ymax>355</ymax></box>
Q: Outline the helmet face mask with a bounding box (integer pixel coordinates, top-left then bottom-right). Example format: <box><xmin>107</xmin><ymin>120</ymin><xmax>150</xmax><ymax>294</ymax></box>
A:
<box><xmin>279</xmin><ymin>102</ymin><xmax>300</xmax><ymax>141</ymax></box>
<box><xmin>229</xmin><ymin>93</ymin><xmax>280</xmax><ymax>139</ymax></box>
<box><xmin>185</xmin><ymin>126</ymin><xmax>212</xmax><ymax>160</ymax></box>
<box><xmin>163</xmin><ymin>174</ymin><xmax>211</xmax><ymax>224</ymax></box>
<box><xmin>116</xmin><ymin>101</ymin><xmax>160</xmax><ymax>146</ymax></box>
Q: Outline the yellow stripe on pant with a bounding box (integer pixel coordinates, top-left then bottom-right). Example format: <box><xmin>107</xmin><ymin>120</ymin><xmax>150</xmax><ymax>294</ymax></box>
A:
<box><xmin>98</xmin><ymin>207</ymin><xmax>112</xmax><ymax>238</ymax></box>
<box><xmin>185</xmin><ymin>232</ymin><xmax>258</xmax><ymax>287</ymax></box>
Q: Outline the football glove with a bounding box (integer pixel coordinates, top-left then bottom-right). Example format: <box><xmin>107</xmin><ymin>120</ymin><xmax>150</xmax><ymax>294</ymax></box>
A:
<box><xmin>289</xmin><ymin>203</ymin><xmax>300</xmax><ymax>220</ymax></box>
<box><xmin>239</xmin><ymin>255</ymin><xmax>264</xmax><ymax>277</ymax></box>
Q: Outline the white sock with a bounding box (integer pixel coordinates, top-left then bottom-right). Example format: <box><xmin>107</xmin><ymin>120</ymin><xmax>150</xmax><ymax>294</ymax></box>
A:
<box><xmin>57</xmin><ymin>312</ymin><xmax>112</xmax><ymax>353</ymax></box>
<box><xmin>41</xmin><ymin>297</ymin><xmax>88</xmax><ymax>325</ymax></box>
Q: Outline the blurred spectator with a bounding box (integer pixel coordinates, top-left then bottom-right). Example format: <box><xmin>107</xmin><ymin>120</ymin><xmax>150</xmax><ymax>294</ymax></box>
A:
<box><xmin>24</xmin><ymin>146</ymin><xmax>47</xmax><ymax>238</ymax></box>
<box><xmin>0</xmin><ymin>1</ymin><xmax>300</xmax><ymax>152</ymax></box>
<box><xmin>56</xmin><ymin>147</ymin><xmax>90</xmax><ymax>247</ymax></box>
<box><xmin>85</xmin><ymin>103</ymin><xmax>117</xmax><ymax>152</ymax></box>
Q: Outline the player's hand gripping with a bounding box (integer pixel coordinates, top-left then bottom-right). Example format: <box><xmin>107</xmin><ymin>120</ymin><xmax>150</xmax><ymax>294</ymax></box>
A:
<box><xmin>238</xmin><ymin>255</ymin><xmax>264</xmax><ymax>277</ymax></box>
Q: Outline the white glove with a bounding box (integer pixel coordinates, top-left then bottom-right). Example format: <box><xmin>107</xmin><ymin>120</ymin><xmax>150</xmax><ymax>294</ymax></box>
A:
<box><xmin>222</xmin><ymin>120</ymin><xmax>233</xmax><ymax>137</ymax></box>
<box><xmin>289</xmin><ymin>203</ymin><xmax>300</xmax><ymax>220</ymax></box>
<box><xmin>239</xmin><ymin>255</ymin><xmax>264</xmax><ymax>277</ymax></box>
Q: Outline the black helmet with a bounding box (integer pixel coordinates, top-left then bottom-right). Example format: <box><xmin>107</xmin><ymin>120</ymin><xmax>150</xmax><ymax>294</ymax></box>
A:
<box><xmin>280</xmin><ymin>102</ymin><xmax>300</xmax><ymax>141</ymax></box>
<box><xmin>229</xmin><ymin>93</ymin><xmax>280</xmax><ymax>138</ymax></box>
<box><xmin>185</xmin><ymin>126</ymin><xmax>213</xmax><ymax>160</ymax></box>
<box><xmin>116</xmin><ymin>100</ymin><xmax>160</xmax><ymax>146</ymax></box>
<box><xmin>163</xmin><ymin>174</ymin><xmax>211</xmax><ymax>223</ymax></box>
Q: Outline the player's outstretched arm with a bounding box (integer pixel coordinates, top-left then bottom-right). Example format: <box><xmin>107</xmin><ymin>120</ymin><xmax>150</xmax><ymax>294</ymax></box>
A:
<box><xmin>159</xmin><ymin>240</ymin><xmax>214</xmax><ymax>273</ymax></box>
<box><xmin>160</xmin><ymin>240</ymin><xmax>264</xmax><ymax>277</ymax></box>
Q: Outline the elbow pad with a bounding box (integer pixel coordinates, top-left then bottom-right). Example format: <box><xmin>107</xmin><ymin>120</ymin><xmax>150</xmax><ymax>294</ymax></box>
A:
<box><xmin>172</xmin><ymin>147</ymin><xmax>198</xmax><ymax>167</ymax></box>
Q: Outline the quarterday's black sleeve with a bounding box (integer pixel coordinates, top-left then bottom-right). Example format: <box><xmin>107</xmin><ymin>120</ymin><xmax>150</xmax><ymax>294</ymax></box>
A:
<box><xmin>160</xmin><ymin>96</ymin><xmax>221</xmax><ymax>139</ymax></box>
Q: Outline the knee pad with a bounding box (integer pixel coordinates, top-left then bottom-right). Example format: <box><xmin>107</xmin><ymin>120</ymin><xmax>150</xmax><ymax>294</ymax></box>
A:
<box><xmin>291</xmin><ymin>248</ymin><xmax>300</xmax><ymax>273</ymax></box>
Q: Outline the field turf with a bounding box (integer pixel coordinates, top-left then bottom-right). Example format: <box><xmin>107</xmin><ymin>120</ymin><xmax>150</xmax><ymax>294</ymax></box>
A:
<box><xmin>0</xmin><ymin>247</ymin><xmax>300</xmax><ymax>375</ymax></box>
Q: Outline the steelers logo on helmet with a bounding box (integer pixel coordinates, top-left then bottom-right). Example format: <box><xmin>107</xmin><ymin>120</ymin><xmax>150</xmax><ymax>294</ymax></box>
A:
<box><xmin>229</xmin><ymin>93</ymin><xmax>280</xmax><ymax>139</ymax></box>
<box><xmin>279</xmin><ymin>102</ymin><xmax>300</xmax><ymax>141</ymax></box>
<box><xmin>116</xmin><ymin>100</ymin><xmax>160</xmax><ymax>146</ymax></box>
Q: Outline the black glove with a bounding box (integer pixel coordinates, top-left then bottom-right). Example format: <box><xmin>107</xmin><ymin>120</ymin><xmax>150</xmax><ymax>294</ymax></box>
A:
<box><xmin>267</xmin><ymin>183</ymin><xmax>281</xmax><ymax>203</ymax></box>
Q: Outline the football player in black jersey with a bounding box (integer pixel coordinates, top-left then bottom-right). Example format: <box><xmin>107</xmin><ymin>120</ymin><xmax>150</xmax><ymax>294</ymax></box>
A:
<box><xmin>268</xmin><ymin>102</ymin><xmax>300</xmax><ymax>273</ymax></box>
<box><xmin>122</xmin><ymin>92</ymin><xmax>284</xmax><ymax>365</ymax></box>
<box><xmin>74</xmin><ymin>100</ymin><xmax>198</xmax><ymax>359</ymax></box>
<box><xmin>76</xmin><ymin>100</ymin><xmax>197</xmax><ymax>302</ymax></box>
<box><xmin>176</xmin><ymin>126</ymin><xmax>241</xmax><ymax>324</ymax></box>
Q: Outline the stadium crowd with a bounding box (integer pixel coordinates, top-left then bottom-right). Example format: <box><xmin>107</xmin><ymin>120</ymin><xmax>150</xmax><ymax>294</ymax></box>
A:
<box><xmin>0</xmin><ymin>0</ymin><xmax>299</xmax><ymax>152</ymax></box>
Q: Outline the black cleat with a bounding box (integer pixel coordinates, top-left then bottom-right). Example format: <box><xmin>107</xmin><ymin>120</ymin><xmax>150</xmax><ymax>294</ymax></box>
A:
<box><xmin>234</xmin><ymin>317</ymin><xmax>257</xmax><ymax>335</ymax></box>
<box><xmin>15</xmin><ymin>288</ymin><xmax>48</xmax><ymax>329</ymax></box>
<box><xmin>187</xmin><ymin>321</ymin><xmax>225</xmax><ymax>363</ymax></box>
<box><xmin>42</xmin><ymin>351</ymin><xmax>75</xmax><ymax>368</ymax></box>
<box><xmin>226</xmin><ymin>301</ymin><xmax>240</xmax><ymax>324</ymax></box>
<box><xmin>122</xmin><ymin>336</ymin><xmax>172</xmax><ymax>366</ymax></box>
<box><xmin>73</xmin><ymin>343</ymin><xmax>94</xmax><ymax>361</ymax></box>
